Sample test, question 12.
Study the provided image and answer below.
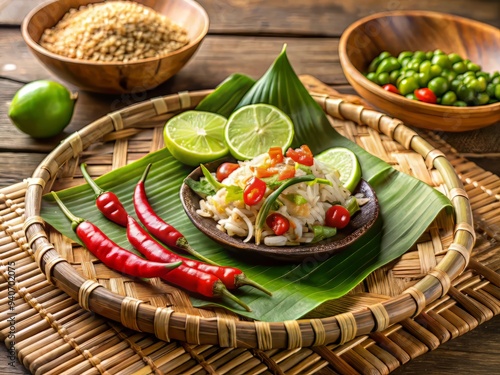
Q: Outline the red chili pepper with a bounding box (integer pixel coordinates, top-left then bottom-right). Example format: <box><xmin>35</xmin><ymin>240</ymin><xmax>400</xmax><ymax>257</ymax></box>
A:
<box><xmin>243</xmin><ymin>177</ymin><xmax>267</xmax><ymax>206</ymax></box>
<box><xmin>51</xmin><ymin>192</ymin><xmax>181</xmax><ymax>278</ymax></box>
<box><xmin>80</xmin><ymin>163</ymin><xmax>128</xmax><ymax>227</ymax></box>
<box><xmin>126</xmin><ymin>216</ymin><xmax>271</xmax><ymax>296</ymax></box>
<box><xmin>266</xmin><ymin>213</ymin><xmax>290</xmax><ymax>235</ymax></box>
<box><xmin>134</xmin><ymin>164</ymin><xmax>217</xmax><ymax>265</ymax></box>
<box><xmin>414</xmin><ymin>88</ymin><xmax>437</xmax><ymax>104</ymax></box>
<box><xmin>126</xmin><ymin>216</ymin><xmax>253</xmax><ymax>310</ymax></box>
<box><xmin>286</xmin><ymin>145</ymin><xmax>314</xmax><ymax>166</ymax></box>
<box><xmin>382</xmin><ymin>84</ymin><xmax>401</xmax><ymax>95</ymax></box>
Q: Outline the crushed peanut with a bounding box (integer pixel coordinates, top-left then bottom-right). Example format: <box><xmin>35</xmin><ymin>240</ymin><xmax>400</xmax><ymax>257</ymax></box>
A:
<box><xmin>39</xmin><ymin>1</ymin><xmax>190</xmax><ymax>62</ymax></box>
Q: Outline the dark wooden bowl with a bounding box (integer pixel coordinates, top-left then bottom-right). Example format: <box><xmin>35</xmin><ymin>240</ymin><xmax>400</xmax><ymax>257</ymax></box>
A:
<box><xmin>180</xmin><ymin>158</ymin><xmax>380</xmax><ymax>263</ymax></box>
<box><xmin>339</xmin><ymin>10</ymin><xmax>500</xmax><ymax>132</ymax></box>
<box><xmin>22</xmin><ymin>0</ymin><xmax>209</xmax><ymax>94</ymax></box>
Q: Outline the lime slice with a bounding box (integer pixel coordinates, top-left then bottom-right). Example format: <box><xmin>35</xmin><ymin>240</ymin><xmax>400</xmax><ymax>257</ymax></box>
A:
<box><xmin>316</xmin><ymin>147</ymin><xmax>361</xmax><ymax>192</ymax></box>
<box><xmin>224</xmin><ymin>104</ymin><xmax>294</xmax><ymax>160</ymax></box>
<box><xmin>163</xmin><ymin>110</ymin><xmax>228</xmax><ymax>166</ymax></box>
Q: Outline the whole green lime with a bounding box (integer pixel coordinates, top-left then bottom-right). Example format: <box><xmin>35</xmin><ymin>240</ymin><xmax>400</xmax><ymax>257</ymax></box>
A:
<box><xmin>8</xmin><ymin>80</ymin><xmax>77</xmax><ymax>138</ymax></box>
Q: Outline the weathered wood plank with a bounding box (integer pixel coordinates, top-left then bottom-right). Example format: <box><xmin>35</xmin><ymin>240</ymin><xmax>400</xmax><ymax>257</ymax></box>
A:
<box><xmin>1</xmin><ymin>0</ymin><xmax>499</xmax><ymax>31</ymax></box>
<box><xmin>0</xmin><ymin>151</ymin><xmax>47</xmax><ymax>187</ymax></box>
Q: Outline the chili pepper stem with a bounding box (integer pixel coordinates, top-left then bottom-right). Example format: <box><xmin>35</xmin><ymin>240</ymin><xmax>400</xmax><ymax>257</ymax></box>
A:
<box><xmin>51</xmin><ymin>192</ymin><xmax>84</xmax><ymax>230</ymax></box>
<box><xmin>214</xmin><ymin>282</ymin><xmax>252</xmax><ymax>312</ymax></box>
<box><xmin>140</xmin><ymin>162</ymin><xmax>153</xmax><ymax>184</ymax></box>
<box><xmin>80</xmin><ymin>163</ymin><xmax>105</xmax><ymax>197</ymax></box>
<box><xmin>235</xmin><ymin>274</ymin><xmax>272</xmax><ymax>296</ymax></box>
<box><xmin>176</xmin><ymin>237</ymin><xmax>220</xmax><ymax>266</ymax></box>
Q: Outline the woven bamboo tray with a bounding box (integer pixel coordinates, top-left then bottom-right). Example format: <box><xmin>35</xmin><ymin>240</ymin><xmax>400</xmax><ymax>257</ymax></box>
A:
<box><xmin>0</xmin><ymin>78</ymin><xmax>498</xmax><ymax>374</ymax></box>
<box><xmin>18</xmin><ymin>76</ymin><xmax>475</xmax><ymax>350</ymax></box>
<box><xmin>18</xmin><ymin>76</ymin><xmax>477</xmax><ymax>351</ymax></box>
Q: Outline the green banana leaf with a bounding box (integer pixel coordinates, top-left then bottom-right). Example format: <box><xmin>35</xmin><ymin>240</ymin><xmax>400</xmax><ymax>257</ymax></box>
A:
<box><xmin>40</xmin><ymin>46</ymin><xmax>452</xmax><ymax>322</ymax></box>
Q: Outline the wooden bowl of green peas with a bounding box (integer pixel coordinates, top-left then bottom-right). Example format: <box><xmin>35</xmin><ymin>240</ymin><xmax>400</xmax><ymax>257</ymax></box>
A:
<box><xmin>339</xmin><ymin>10</ymin><xmax>500</xmax><ymax>132</ymax></box>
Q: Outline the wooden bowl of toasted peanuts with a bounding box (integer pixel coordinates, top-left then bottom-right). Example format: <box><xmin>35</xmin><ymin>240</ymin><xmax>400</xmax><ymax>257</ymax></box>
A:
<box><xmin>22</xmin><ymin>0</ymin><xmax>209</xmax><ymax>94</ymax></box>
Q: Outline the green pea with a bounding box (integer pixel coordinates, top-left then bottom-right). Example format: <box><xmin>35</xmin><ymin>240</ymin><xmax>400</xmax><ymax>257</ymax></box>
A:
<box><xmin>376</xmin><ymin>56</ymin><xmax>401</xmax><ymax>74</ymax></box>
<box><xmin>418</xmin><ymin>72</ymin><xmax>431</xmax><ymax>87</ymax></box>
<box><xmin>397</xmin><ymin>51</ymin><xmax>413</xmax><ymax>62</ymax></box>
<box><xmin>448</xmin><ymin>53</ymin><xmax>462</xmax><ymax>64</ymax></box>
<box><xmin>463</xmin><ymin>71</ymin><xmax>476</xmax><ymax>78</ymax></box>
<box><xmin>495</xmin><ymin>84</ymin><xmax>500</xmax><ymax>100</ymax></box>
<box><xmin>396</xmin><ymin>74</ymin><xmax>405</xmax><ymax>87</ymax></box>
<box><xmin>404</xmin><ymin>69</ymin><xmax>417</xmax><ymax>77</ymax></box>
<box><xmin>405</xmin><ymin>93</ymin><xmax>418</xmax><ymax>100</ymax></box>
<box><xmin>378</xmin><ymin>51</ymin><xmax>392</xmax><ymax>60</ymax></box>
<box><xmin>366</xmin><ymin>72</ymin><xmax>377</xmax><ymax>82</ymax></box>
<box><xmin>433</xmin><ymin>49</ymin><xmax>445</xmax><ymax>55</ymax></box>
<box><xmin>475</xmin><ymin>92</ymin><xmax>490</xmax><ymax>105</ymax></box>
<box><xmin>413</xmin><ymin>51</ymin><xmax>427</xmax><ymax>61</ymax></box>
<box><xmin>441</xmin><ymin>91</ymin><xmax>457</xmax><ymax>105</ymax></box>
<box><xmin>430</xmin><ymin>64</ymin><xmax>443</xmax><ymax>78</ymax></box>
<box><xmin>401</xmin><ymin>57</ymin><xmax>413</xmax><ymax>69</ymax></box>
<box><xmin>368</xmin><ymin>56</ymin><xmax>381</xmax><ymax>73</ymax></box>
<box><xmin>486</xmin><ymin>83</ymin><xmax>497</xmax><ymax>97</ymax></box>
<box><xmin>389</xmin><ymin>69</ymin><xmax>400</xmax><ymax>84</ymax></box>
<box><xmin>428</xmin><ymin>76</ymin><xmax>449</xmax><ymax>96</ymax></box>
<box><xmin>407</xmin><ymin>59</ymin><xmax>422</xmax><ymax>71</ymax></box>
<box><xmin>462</xmin><ymin>76</ymin><xmax>475</xmax><ymax>86</ymax></box>
<box><xmin>426</xmin><ymin>51</ymin><xmax>434</xmax><ymax>60</ymax></box>
<box><xmin>398</xmin><ymin>76</ymin><xmax>419</xmax><ymax>96</ymax></box>
<box><xmin>377</xmin><ymin>72</ymin><xmax>390</xmax><ymax>85</ymax></box>
<box><xmin>441</xmin><ymin>69</ymin><xmax>457</xmax><ymax>82</ymax></box>
<box><xmin>419</xmin><ymin>60</ymin><xmax>431</xmax><ymax>73</ymax></box>
<box><xmin>467</xmin><ymin>62</ymin><xmax>481</xmax><ymax>72</ymax></box>
<box><xmin>476</xmin><ymin>71</ymin><xmax>490</xmax><ymax>81</ymax></box>
<box><xmin>450</xmin><ymin>79</ymin><xmax>462</xmax><ymax>92</ymax></box>
<box><xmin>491</xmin><ymin>76</ymin><xmax>500</xmax><ymax>85</ymax></box>
<box><xmin>457</xmin><ymin>83</ymin><xmax>475</xmax><ymax>103</ymax></box>
<box><xmin>431</xmin><ymin>54</ymin><xmax>451</xmax><ymax>69</ymax></box>
<box><xmin>453</xmin><ymin>101</ymin><xmax>468</xmax><ymax>107</ymax></box>
<box><xmin>473</xmin><ymin>76</ymin><xmax>488</xmax><ymax>92</ymax></box>
<box><xmin>453</xmin><ymin>61</ymin><xmax>467</xmax><ymax>74</ymax></box>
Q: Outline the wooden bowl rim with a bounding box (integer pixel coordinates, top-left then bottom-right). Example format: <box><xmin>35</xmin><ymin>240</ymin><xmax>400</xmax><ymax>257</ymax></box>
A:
<box><xmin>338</xmin><ymin>10</ymin><xmax>500</xmax><ymax>117</ymax></box>
<box><xmin>21</xmin><ymin>0</ymin><xmax>210</xmax><ymax>67</ymax></box>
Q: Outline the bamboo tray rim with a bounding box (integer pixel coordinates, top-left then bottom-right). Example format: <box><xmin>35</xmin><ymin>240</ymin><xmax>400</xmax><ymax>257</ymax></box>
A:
<box><xmin>21</xmin><ymin>87</ymin><xmax>475</xmax><ymax>350</ymax></box>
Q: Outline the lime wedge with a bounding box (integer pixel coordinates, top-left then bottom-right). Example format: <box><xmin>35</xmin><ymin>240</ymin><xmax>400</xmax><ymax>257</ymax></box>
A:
<box><xmin>316</xmin><ymin>147</ymin><xmax>361</xmax><ymax>192</ymax></box>
<box><xmin>163</xmin><ymin>111</ymin><xmax>228</xmax><ymax>166</ymax></box>
<box><xmin>224</xmin><ymin>104</ymin><xmax>294</xmax><ymax>160</ymax></box>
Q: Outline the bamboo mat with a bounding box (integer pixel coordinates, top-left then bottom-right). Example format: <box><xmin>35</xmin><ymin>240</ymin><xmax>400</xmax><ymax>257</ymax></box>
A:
<box><xmin>1</xmin><ymin>79</ymin><xmax>499</xmax><ymax>374</ymax></box>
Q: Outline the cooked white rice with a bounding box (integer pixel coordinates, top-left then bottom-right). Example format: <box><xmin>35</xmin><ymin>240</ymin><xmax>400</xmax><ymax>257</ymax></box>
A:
<box><xmin>196</xmin><ymin>151</ymin><xmax>357</xmax><ymax>246</ymax></box>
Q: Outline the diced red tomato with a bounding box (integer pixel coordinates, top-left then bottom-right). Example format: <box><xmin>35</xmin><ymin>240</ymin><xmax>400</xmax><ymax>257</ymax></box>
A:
<box><xmin>266</xmin><ymin>213</ymin><xmax>290</xmax><ymax>235</ymax></box>
<box><xmin>243</xmin><ymin>177</ymin><xmax>266</xmax><ymax>206</ymax></box>
<box><xmin>325</xmin><ymin>205</ymin><xmax>350</xmax><ymax>229</ymax></box>
<box><xmin>254</xmin><ymin>166</ymin><xmax>278</xmax><ymax>178</ymax></box>
<box><xmin>278</xmin><ymin>165</ymin><xmax>295</xmax><ymax>180</ymax></box>
<box><xmin>286</xmin><ymin>145</ymin><xmax>314</xmax><ymax>166</ymax></box>
<box><xmin>268</xmin><ymin>147</ymin><xmax>284</xmax><ymax>166</ymax></box>
<box><xmin>216</xmin><ymin>162</ymin><xmax>240</xmax><ymax>182</ymax></box>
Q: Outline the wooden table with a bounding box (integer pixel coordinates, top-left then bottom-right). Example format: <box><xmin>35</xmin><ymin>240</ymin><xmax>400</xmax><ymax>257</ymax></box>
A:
<box><xmin>1</xmin><ymin>1</ymin><xmax>499</xmax><ymax>374</ymax></box>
